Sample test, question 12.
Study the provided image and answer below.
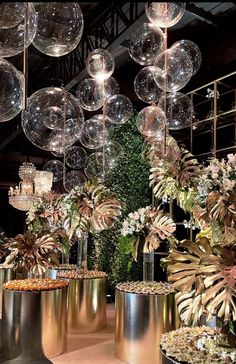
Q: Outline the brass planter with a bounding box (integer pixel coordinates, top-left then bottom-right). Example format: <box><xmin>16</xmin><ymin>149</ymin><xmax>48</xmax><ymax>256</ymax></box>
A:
<box><xmin>115</xmin><ymin>289</ymin><xmax>180</xmax><ymax>364</ymax></box>
<box><xmin>0</xmin><ymin>268</ymin><xmax>16</xmax><ymax>319</ymax></box>
<box><xmin>67</xmin><ymin>277</ymin><xmax>106</xmax><ymax>333</ymax></box>
<box><xmin>160</xmin><ymin>351</ymin><xmax>180</xmax><ymax>364</ymax></box>
<box><xmin>1</xmin><ymin>286</ymin><xmax>68</xmax><ymax>363</ymax></box>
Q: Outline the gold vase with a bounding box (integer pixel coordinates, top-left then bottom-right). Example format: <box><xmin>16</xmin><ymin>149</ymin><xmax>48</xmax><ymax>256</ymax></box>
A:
<box><xmin>115</xmin><ymin>289</ymin><xmax>180</xmax><ymax>364</ymax></box>
<box><xmin>67</xmin><ymin>277</ymin><xmax>107</xmax><ymax>333</ymax></box>
<box><xmin>1</xmin><ymin>286</ymin><xmax>68</xmax><ymax>362</ymax></box>
<box><xmin>0</xmin><ymin>268</ymin><xmax>16</xmax><ymax>319</ymax></box>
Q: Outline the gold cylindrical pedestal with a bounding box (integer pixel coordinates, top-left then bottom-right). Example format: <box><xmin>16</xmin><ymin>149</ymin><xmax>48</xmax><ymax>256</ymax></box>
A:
<box><xmin>68</xmin><ymin>277</ymin><xmax>107</xmax><ymax>333</ymax></box>
<box><xmin>1</xmin><ymin>286</ymin><xmax>68</xmax><ymax>363</ymax></box>
<box><xmin>115</xmin><ymin>290</ymin><xmax>180</xmax><ymax>364</ymax></box>
<box><xmin>0</xmin><ymin>268</ymin><xmax>16</xmax><ymax>319</ymax></box>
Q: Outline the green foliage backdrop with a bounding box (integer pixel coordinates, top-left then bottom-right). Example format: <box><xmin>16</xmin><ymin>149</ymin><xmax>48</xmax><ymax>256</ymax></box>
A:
<box><xmin>90</xmin><ymin>114</ymin><xmax>151</xmax><ymax>297</ymax></box>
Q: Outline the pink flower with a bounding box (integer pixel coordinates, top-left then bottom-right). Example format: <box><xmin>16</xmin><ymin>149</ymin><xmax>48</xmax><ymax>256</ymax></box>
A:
<box><xmin>227</xmin><ymin>153</ymin><xmax>236</xmax><ymax>167</ymax></box>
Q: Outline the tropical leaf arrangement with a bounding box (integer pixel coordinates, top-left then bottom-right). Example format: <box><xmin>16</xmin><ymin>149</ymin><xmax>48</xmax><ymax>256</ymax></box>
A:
<box><xmin>3</xmin><ymin>232</ymin><xmax>60</xmax><ymax>275</ymax></box>
<box><xmin>0</xmin><ymin>232</ymin><xmax>10</xmax><ymax>261</ymax></box>
<box><xmin>148</xmin><ymin>136</ymin><xmax>201</xmax><ymax>211</ymax></box>
<box><xmin>120</xmin><ymin>205</ymin><xmax>176</xmax><ymax>261</ymax></box>
<box><xmin>163</xmin><ymin>236</ymin><xmax>236</xmax><ymax>326</ymax></box>
<box><xmin>61</xmin><ymin>179</ymin><xmax>123</xmax><ymax>239</ymax></box>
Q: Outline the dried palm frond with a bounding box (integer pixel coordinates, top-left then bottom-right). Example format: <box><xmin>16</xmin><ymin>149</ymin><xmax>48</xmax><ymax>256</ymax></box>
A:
<box><xmin>3</xmin><ymin>232</ymin><xmax>59</xmax><ymax>275</ymax></box>
<box><xmin>0</xmin><ymin>232</ymin><xmax>12</xmax><ymax>260</ymax></box>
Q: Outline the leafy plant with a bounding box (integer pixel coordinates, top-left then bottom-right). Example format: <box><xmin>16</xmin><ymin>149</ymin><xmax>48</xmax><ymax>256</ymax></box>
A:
<box><xmin>3</xmin><ymin>232</ymin><xmax>60</xmax><ymax>275</ymax></box>
<box><xmin>163</xmin><ymin>237</ymin><xmax>236</xmax><ymax>325</ymax></box>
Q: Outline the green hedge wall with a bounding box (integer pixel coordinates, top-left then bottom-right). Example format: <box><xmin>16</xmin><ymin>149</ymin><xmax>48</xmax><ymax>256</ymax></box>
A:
<box><xmin>90</xmin><ymin>114</ymin><xmax>151</xmax><ymax>298</ymax></box>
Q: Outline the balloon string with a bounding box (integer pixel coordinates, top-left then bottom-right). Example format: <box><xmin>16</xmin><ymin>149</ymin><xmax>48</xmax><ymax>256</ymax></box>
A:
<box><xmin>163</xmin><ymin>25</ymin><xmax>168</xmax><ymax>156</ymax></box>
<box><xmin>62</xmin><ymin>91</ymin><xmax>67</xmax><ymax>189</ymax></box>
<box><xmin>102</xmin><ymin>80</ymin><xmax>105</xmax><ymax>184</ymax></box>
<box><xmin>23</xmin><ymin>2</ymin><xmax>29</xmax><ymax>110</ymax></box>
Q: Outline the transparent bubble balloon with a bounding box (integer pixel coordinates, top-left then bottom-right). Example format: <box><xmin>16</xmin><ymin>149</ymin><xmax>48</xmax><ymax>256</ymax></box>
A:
<box><xmin>0</xmin><ymin>3</ymin><xmax>37</xmax><ymax>58</ymax></box>
<box><xmin>80</xmin><ymin>115</ymin><xmax>111</xmax><ymax>150</ymax></box>
<box><xmin>64</xmin><ymin>170</ymin><xmax>87</xmax><ymax>192</ymax></box>
<box><xmin>0</xmin><ymin>58</ymin><xmax>24</xmax><ymax>122</ymax></box>
<box><xmin>136</xmin><ymin>105</ymin><xmax>166</xmax><ymax>137</ymax></box>
<box><xmin>102</xmin><ymin>77</ymin><xmax>120</xmax><ymax>100</ymax></box>
<box><xmin>84</xmin><ymin>153</ymin><xmax>110</xmax><ymax>180</ymax></box>
<box><xmin>51</xmin><ymin>149</ymin><xmax>65</xmax><ymax>158</ymax></box>
<box><xmin>43</xmin><ymin>160</ymin><xmax>64</xmax><ymax>182</ymax></box>
<box><xmin>104</xmin><ymin>94</ymin><xmax>133</xmax><ymax>125</ymax></box>
<box><xmin>171</xmin><ymin>39</ymin><xmax>202</xmax><ymax>75</ymax></box>
<box><xmin>158</xmin><ymin>92</ymin><xmax>193</xmax><ymax>130</ymax></box>
<box><xmin>134</xmin><ymin>66</ymin><xmax>163</xmax><ymax>104</ymax></box>
<box><xmin>32</xmin><ymin>3</ymin><xmax>83</xmax><ymax>57</ymax></box>
<box><xmin>22</xmin><ymin>87</ymin><xmax>84</xmax><ymax>151</ymax></box>
<box><xmin>86</xmin><ymin>48</ymin><xmax>115</xmax><ymax>81</ymax></box>
<box><xmin>154</xmin><ymin>48</ymin><xmax>193</xmax><ymax>92</ymax></box>
<box><xmin>96</xmin><ymin>140</ymin><xmax>123</xmax><ymax>169</ymax></box>
<box><xmin>145</xmin><ymin>2</ymin><xmax>186</xmax><ymax>28</ymax></box>
<box><xmin>65</xmin><ymin>146</ymin><xmax>87</xmax><ymax>169</ymax></box>
<box><xmin>76</xmin><ymin>78</ymin><xmax>104</xmax><ymax>111</ymax></box>
<box><xmin>0</xmin><ymin>3</ymin><xmax>25</xmax><ymax>29</ymax></box>
<box><xmin>129</xmin><ymin>22</ymin><xmax>164</xmax><ymax>65</ymax></box>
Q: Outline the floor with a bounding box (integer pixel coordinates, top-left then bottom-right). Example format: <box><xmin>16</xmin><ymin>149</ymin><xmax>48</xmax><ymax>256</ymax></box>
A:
<box><xmin>52</xmin><ymin>304</ymin><xmax>123</xmax><ymax>364</ymax></box>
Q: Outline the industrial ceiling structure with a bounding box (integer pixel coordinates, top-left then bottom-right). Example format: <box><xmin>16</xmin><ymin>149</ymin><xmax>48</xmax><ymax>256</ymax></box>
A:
<box><xmin>0</xmin><ymin>2</ymin><xmax>236</xmax><ymax>230</ymax></box>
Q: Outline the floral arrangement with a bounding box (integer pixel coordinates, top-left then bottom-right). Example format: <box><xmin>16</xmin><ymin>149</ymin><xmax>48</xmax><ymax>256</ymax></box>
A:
<box><xmin>192</xmin><ymin>153</ymin><xmax>236</xmax><ymax>246</ymax></box>
<box><xmin>120</xmin><ymin>205</ymin><xmax>176</xmax><ymax>260</ymax></box>
<box><xmin>27</xmin><ymin>180</ymin><xmax>123</xmax><ymax>242</ymax></box>
<box><xmin>161</xmin><ymin>326</ymin><xmax>236</xmax><ymax>364</ymax></box>
<box><xmin>3</xmin><ymin>232</ymin><xmax>60</xmax><ymax>276</ymax></box>
<box><xmin>116</xmin><ymin>281</ymin><xmax>174</xmax><ymax>295</ymax></box>
<box><xmin>148</xmin><ymin>136</ymin><xmax>201</xmax><ymax>211</ymax></box>
<box><xmin>0</xmin><ymin>232</ymin><xmax>10</xmax><ymax>261</ymax></box>
<box><xmin>4</xmin><ymin>278</ymin><xmax>69</xmax><ymax>291</ymax></box>
<box><xmin>57</xmin><ymin>269</ymin><xmax>107</xmax><ymax>279</ymax></box>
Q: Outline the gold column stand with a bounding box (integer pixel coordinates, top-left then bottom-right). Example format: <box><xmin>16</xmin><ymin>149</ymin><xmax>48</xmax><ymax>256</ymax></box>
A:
<box><xmin>115</xmin><ymin>290</ymin><xmax>180</xmax><ymax>364</ymax></box>
<box><xmin>0</xmin><ymin>286</ymin><xmax>68</xmax><ymax>363</ymax></box>
<box><xmin>68</xmin><ymin>277</ymin><xmax>107</xmax><ymax>333</ymax></box>
<box><xmin>0</xmin><ymin>268</ymin><xmax>16</xmax><ymax>319</ymax></box>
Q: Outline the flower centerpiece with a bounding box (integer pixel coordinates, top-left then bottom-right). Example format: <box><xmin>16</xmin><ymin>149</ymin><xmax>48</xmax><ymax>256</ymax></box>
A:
<box><xmin>120</xmin><ymin>204</ymin><xmax>176</xmax><ymax>283</ymax></box>
<box><xmin>162</xmin><ymin>153</ymin><xmax>236</xmax><ymax>349</ymax></box>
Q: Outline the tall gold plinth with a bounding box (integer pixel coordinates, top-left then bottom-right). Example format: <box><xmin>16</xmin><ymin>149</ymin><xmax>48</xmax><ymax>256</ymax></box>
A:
<box><xmin>115</xmin><ymin>290</ymin><xmax>180</xmax><ymax>364</ymax></box>
<box><xmin>68</xmin><ymin>277</ymin><xmax>107</xmax><ymax>333</ymax></box>
<box><xmin>0</xmin><ymin>268</ymin><xmax>16</xmax><ymax>319</ymax></box>
<box><xmin>0</xmin><ymin>286</ymin><xmax>68</xmax><ymax>363</ymax></box>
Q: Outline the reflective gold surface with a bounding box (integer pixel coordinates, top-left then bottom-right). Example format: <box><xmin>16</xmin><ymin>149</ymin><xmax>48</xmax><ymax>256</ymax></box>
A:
<box><xmin>1</xmin><ymin>286</ymin><xmax>68</xmax><ymax>363</ymax></box>
<box><xmin>68</xmin><ymin>277</ymin><xmax>107</xmax><ymax>333</ymax></box>
<box><xmin>115</xmin><ymin>290</ymin><xmax>180</xmax><ymax>364</ymax></box>
<box><xmin>0</xmin><ymin>268</ymin><xmax>16</xmax><ymax>319</ymax></box>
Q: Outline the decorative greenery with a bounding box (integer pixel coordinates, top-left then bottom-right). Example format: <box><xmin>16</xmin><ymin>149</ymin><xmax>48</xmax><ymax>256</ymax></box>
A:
<box><xmin>90</xmin><ymin>114</ymin><xmax>151</xmax><ymax>292</ymax></box>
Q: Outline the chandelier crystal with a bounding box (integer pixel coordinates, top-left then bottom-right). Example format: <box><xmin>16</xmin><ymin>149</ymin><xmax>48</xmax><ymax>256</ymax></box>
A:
<box><xmin>8</xmin><ymin>162</ymin><xmax>53</xmax><ymax>211</ymax></box>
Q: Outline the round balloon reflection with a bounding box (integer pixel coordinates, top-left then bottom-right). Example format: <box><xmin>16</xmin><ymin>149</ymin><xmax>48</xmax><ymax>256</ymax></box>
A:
<box><xmin>65</xmin><ymin>146</ymin><xmax>87</xmax><ymax>169</ymax></box>
<box><xmin>43</xmin><ymin>160</ymin><xmax>64</xmax><ymax>182</ymax></box>
<box><xmin>64</xmin><ymin>170</ymin><xmax>87</xmax><ymax>192</ymax></box>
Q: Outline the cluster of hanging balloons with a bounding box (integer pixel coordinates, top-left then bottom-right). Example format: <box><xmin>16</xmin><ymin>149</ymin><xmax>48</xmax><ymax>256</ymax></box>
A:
<box><xmin>72</xmin><ymin>47</ymin><xmax>133</xmax><ymax>185</ymax></box>
<box><xmin>129</xmin><ymin>2</ymin><xmax>202</xmax><ymax>138</ymax></box>
<box><xmin>0</xmin><ymin>2</ymin><xmax>84</xmax><ymax>124</ymax></box>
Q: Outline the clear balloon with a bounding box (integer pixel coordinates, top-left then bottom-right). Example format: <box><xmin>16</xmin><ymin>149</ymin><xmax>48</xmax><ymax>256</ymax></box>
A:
<box><xmin>0</xmin><ymin>58</ymin><xmax>24</xmax><ymax>122</ymax></box>
<box><xmin>134</xmin><ymin>66</ymin><xmax>163</xmax><ymax>104</ymax></box>
<box><xmin>22</xmin><ymin>87</ymin><xmax>84</xmax><ymax>151</ymax></box>
<box><xmin>171</xmin><ymin>39</ymin><xmax>202</xmax><ymax>75</ymax></box>
<box><xmin>86</xmin><ymin>48</ymin><xmax>115</xmax><ymax>80</ymax></box>
<box><xmin>76</xmin><ymin>78</ymin><xmax>104</xmax><ymax>111</ymax></box>
<box><xmin>43</xmin><ymin>160</ymin><xmax>64</xmax><ymax>182</ymax></box>
<box><xmin>51</xmin><ymin>149</ymin><xmax>65</xmax><ymax>158</ymax></box>
<box><xmin>129</xmin><ymin>22</ymin><xmax>164</xmax><ymax>65</ymax></box>
<box><xmin>65</xmin><ymin>146</ymin><xmax>87</xmax><ymax>169</ymax></box>
<box><xmin>0</xmin><ymin>3</ymin><xmax>25</xmax><ymax>29</ymax></box>
<box><xmin>64</xmin><ymin>170</ymin><xmax>87</xmax><ymax>192</ymax></box>
<box><xmin>33</xmin><ymin>3</ymin><xmax>83</xmax><ymax>57</ymax></box>
<box><xmin>0</xmin><ymin>3</ymin><xmax>37</xmax><ymax>58</ymax></box>
<box><xmin>145</xmin><ymin>2</ymin><xmax>186</xmax><ymax>28</ymax></box>
<box><xmin>158</xmin><ymin>92</ymin><xmax>193</xmax><ymax>130</ymax></box>
<box><xmin>96</xmin><ymin>140</ymin><xmax>123</xmax><ymax>169</ymax></box>
<box><xmin>84</xmin><ymin>153</ymin><xmax>110</xmax><ymax>180</ymax></box>
<box><xmin>136</xmin><ymin>105</ymin><xmax>166</xmax><ymax>137</ymax></box>
<box><xmin>101</xmin><ymin>77</ymin><xmax>120</xmax><ymax>100</ymax></box>
<box><xmin>104</xmin><ymin>94</ymin><xmax>133</xmax><ymax>124</ymax></box>
<box><xmin>79</xmin><ymin>115</ymin><xmax>110</xmax><ymax>150</ymax></box>
<box><xmin>154</xmin><ymin>48</ymin><xmax>193</xmax><ymax>92</ymax></box>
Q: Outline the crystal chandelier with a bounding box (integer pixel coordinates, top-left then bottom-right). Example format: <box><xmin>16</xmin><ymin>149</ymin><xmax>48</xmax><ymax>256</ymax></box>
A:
<box><xmin>8</xmin><ymin>162</ymin><xmax>53</xmax><ymax>212</ymax></box>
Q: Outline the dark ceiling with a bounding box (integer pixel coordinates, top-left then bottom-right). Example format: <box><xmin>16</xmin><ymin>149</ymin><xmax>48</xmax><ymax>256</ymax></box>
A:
<box><xmin>1</xmin><ymin>1</ymin><xmax>236</xmax><ymax>190</ymax></box>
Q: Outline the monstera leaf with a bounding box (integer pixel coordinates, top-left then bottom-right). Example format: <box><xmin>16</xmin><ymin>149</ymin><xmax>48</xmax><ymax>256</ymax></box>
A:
<box><xmin>164</xmin><ymin>237</ymin><xmax>236</xmax><ymax>325</ymax></box>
